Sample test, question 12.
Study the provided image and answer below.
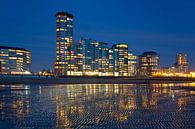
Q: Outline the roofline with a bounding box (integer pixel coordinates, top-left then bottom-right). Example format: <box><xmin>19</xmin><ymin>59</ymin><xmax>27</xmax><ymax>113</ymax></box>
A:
<box><xmin>55</xmin><ymin>11</ymin><xmax>74</xmax><ymax>18</ymax></box>
<box><xmin>99</xmin><ymin>42</ymin><xmax>109</xmax><ymax>45</ymax></box>
<box><xmin>112</xmin><ymin>43</ymin><xmax>128</xmax><ymax>49</ymax></box>
<box><xmin>0</xmin><ymin>46</ymin><xmax>29</xmax><ymax>51</ymax></box>
<box><xmin>140</xmin><ymin>51</ymin><xmax>159</xmax><ymax>56</ymax></box>
<box><xmin>113</xmin><ymin>43</ymin><xmax>128</xmax><ymax>46</ymax></box>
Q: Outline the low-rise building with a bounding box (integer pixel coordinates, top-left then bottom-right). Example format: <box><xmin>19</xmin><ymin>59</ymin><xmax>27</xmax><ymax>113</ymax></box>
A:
<box><xmin>0</xmin><ymin>46</ymin><xmax>31</xmax><ymax>74</ymax></box>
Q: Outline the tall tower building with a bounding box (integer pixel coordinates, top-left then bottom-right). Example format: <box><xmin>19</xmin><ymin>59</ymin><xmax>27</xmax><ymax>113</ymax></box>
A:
<box><xmin>54</xmin><ymin>12</ymin><xmax>74</xmax><ymax>75</ymax></box>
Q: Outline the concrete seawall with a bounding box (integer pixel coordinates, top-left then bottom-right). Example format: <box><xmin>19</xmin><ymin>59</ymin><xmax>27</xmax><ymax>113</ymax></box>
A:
<box><xmin>0</xmin><ymin>76</ymin><xmax>195</xmax><ymax>85</ymax></box>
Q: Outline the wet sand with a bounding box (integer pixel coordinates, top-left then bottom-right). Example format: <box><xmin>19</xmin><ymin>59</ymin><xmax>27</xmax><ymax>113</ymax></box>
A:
<box><xmin>0</xmin><ymin>83</ymin><xmax>195</xmax><ymax>128</ymax></box>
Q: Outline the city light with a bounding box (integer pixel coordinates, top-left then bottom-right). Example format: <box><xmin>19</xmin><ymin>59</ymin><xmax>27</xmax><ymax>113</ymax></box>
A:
<box><xmin>190</xmin><ymin>72</ymin><xmax>195</xmax><ymax>78</ymax></box>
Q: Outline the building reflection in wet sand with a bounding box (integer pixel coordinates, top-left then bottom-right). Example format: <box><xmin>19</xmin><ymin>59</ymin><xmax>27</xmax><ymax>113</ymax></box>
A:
<box><xmin>0</xmin><ymin>83</ymin><xmax>194</xmax><ymax>128</ymax></box>
<box><xmin>0</xmin><ymin>85</ymin><xmax>30</xmax><ymax>120</ymax></box>
<box><xmin>52</xmin><ymin>84</ymin><xmax>194</xmax><ymax>128</ymax></box>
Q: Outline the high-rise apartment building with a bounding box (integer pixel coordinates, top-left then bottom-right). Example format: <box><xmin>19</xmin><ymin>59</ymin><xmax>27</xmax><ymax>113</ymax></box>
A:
<box><xmin>0</xmin><ymin>46</ymin><xmax>30</xmax><ymax>74</ymax></box>
<box><xmin>98</xmin><ymin>42</ymin><xmax>109</xmax><ymax>76</ymax></box>
<box><xmin>108</xmin><ymin>49</ymin><xmax>114</xmax><ymax>76</ymax></box>
<box><xmin>79</xmin><ymin>38</ymin><xmax>98</xmax><ymax>75</ymax></box>
<box><xmin>77</xmin><ymin>38</ymin><xmax>110</xmax><ymax>76</ymax></box>
<box><xmin>76</xmin><ymin>40</ymin><xmax>83</xmax><ymax>73</ymax></box>
<box><xmin>76</xmin><ymin>40</ymin><xmax>137</xmax><ymax>77</ymax></box>
<box><xmin>54</xmin><ymin>12</ymin><xmax>75</xmax><ymax>76</ymax></box>
<box><xmin>128</xmin><ymin>52</ymin><xmax>137</xmax><ymax>76</ymax></box>
<box><xmin>139</xmin><ymin>51</ymin><xmax>160</xmax><ymax>76</ymax></box>
<box><xmin>112</xmin><ymin>44</ymin><xmax>129</xmax><ymax>76</ymax></box>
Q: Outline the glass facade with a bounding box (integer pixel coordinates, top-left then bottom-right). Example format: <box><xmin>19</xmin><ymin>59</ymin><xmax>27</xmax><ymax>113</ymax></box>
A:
<box><xmin>139</xmin><ymin>51</ymin><xmax>160</xmax><ymax>76</ymax></box>
<box><xmin>108</xmin><ymin>49</ymin><xmax>114</xmax><ymax>75</ymax></box>
<box><xmin>112</xmin><ymin>44</ymin><xmax>129</xmax><ymax>76</ymax></box>
<box><xmin>54</xmin><ymin>12</ymin><xmax>75</xmax><ymax>76</ymax></box>
<box><xmin>76</xmin><ymin>38</ymin><xmax>110</xmax><ymax>76</ymax></box>
<box><xmin>128</xmin><ymin>53</ymin><xmax>137</xmax><ymax>76</ymax></box>
<box><xmin>75</xmin><ymin>39</ymin><xmax>137</xmax><ymax>76</ymax></box>
<box><xmin>76</xmin><ymin>40</ymin><xmax>83</xmax><ymax>74</ymax></box>
<box><xmin>79</xmin><ymin>38</ymin><xmax>97</xmax><ymax>74</ymax></box>
<box><xmin>98</xmin><ymin>42</ymin><xmax>109</xmax><ymax>76</ymax></box>
<box><xmin>0</xmin><ymin>46</ymin><xmax>30</xmax><ymax>74</ymax></box>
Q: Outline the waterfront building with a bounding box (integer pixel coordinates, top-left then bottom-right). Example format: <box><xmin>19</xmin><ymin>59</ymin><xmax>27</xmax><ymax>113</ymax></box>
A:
<box><xmin>128</xmin><ymin>52</ymin><xmax>137</xmax><ymax>76</ymax></box>
<box><xmin>173</xmin><ymin>53</ymin><xmax>189</xmax><ymax>73</ymax></box>
<box><xmin>112</xmin><ymin>44</ymin><xmax>129</xmax><ymax>76</ymax></box>
<box><xmin>0</xmin><ymin>46</ymin><xmax>30</xmax><ymax>74</ymax></box>
<box><xmin>54</xmin><ymin>11</ymin><xmax>76</xmax><ymax>76</ymax></box>
<box><xmin>98</xmin><ymin>42</ymin><xmax>109</xmax><ymax>76</ymax></box>
<box><xmin>79</xmin><ymin>38</ymin><xmax>99</xmax><ymax>75</ymax></box>
<box><xmin>90</xmin><ymin>40</ymin><xmax>100</xmax><ymax>74</ymax></box>
<box><xmin>139</xmin><ymin>51</ymin><xmax>160</xmax><ymax>76</ymax></box>
<box><xmin>77</xmin><ymin>38</ymin><xmax>110</xmax><ymax>76</ymax></box>
<box><xmin>76</xmin><ymin>40</ymin><xmax>83</xmax><ymax>74</ymax></box>
<box><xmin>76</xmin><ymin>40</ymin><xmax>137</xmax><ymax>77</ymax></box>
<box><xmin>108</xmin><ymin>49</ymin><xmax>114</xmax><ymax>76</ymax></box>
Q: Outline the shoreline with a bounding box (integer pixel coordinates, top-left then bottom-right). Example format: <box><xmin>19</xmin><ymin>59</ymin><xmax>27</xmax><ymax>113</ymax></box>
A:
<box><xmin>0</xmin><ymin>75</ymin><xmax>195</xmax><ymax>85</ymax></box>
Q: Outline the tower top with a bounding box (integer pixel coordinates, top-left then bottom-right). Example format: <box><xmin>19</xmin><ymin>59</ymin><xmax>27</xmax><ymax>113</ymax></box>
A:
<box><xmin>55</xmin><ymin>11</ymin><xmax>74</xmax><ymax>18</ymax></box>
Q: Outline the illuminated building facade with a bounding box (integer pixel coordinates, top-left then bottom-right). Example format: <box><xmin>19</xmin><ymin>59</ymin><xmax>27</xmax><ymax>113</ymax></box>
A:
<box><xmin>173</xmin><ymin>53</ymin><xmax>189</xmax><ymax>73</ymax></box>
<box><xmin>76</xmin><ymin>40</ymin><xmax>83</xmax><ymax>73</ymax></box>
<box><xmin>76</xmin><ymin>38</ymin><xmax>110</xmax><ymax>76</ymax></box>
<box><xmin>108</xmin><ymin>49</ymin><xmax>114</xmax><ymax>75</ymax></box>
<box><xmin>98</xmin><ymin>42</ymin><xmax>109</xmax><ymax>76</ymax></box>
<box><xmin>128</xmin><ymin>52</ymin><xmax>137</xmax><ymax>76</ymax></box>
<box><xmin>75</xmin><ymin>40</ymin><xmax>137</xmax><ymax>76</ymax></box>
<box><xmin>0</xmin><ymin>46</ymin><xmax>30</xmax><ymax>74</ymax></box>
<box><xmin>139</xmin><ymin>51</ymin><xmax>160</xmax><ymax>76</ymax></box>
<box><xmin>79</xmin><ymin>38</ymin><xmax>99</xmax><ymax>75</ymax></box>
<box><xmin>54</xmin><ymin>12</ymin><xmax>76</xmax><ymax>76</ymax></box>
<box><xmin>112</xmin><ymin>44</ymin><xmax>129</xmax><ymax>76</ymax></box>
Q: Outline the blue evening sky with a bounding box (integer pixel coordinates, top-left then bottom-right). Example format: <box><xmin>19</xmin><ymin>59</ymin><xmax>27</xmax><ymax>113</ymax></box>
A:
<box><xmin>0</xmin><ymin>0</ymin><xmax>195</xmax><ymax>71</ymax></box>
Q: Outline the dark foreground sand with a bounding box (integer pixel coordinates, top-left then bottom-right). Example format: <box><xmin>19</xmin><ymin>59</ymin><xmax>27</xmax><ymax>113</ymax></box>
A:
<box><xmin>0</xmin><ymin>76</ymin><xmax>195</xmax><ymax>84</ymax></box>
